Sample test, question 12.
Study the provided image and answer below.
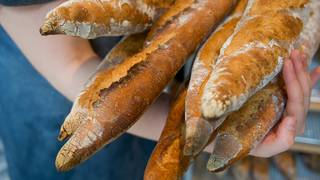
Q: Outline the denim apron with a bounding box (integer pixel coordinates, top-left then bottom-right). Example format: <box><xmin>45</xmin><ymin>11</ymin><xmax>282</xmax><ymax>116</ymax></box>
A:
<box><xmin>0</xmin><ymin>1</ymin><xmax>156</xmax><ymax>179</ymax></box>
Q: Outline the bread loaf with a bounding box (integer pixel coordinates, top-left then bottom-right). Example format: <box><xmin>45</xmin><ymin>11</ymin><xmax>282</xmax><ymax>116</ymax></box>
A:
<box><xmin>144</xmin><ymin>86</ymin><xmax>190</xmax><ymax>180</ymax></box>
<box><xmin>201</xmin><ymin>0</ymin><xmax>312</xmax><ymax>119</ymax></box>
<box><xmin>231</xmin><ymin>157</ymin><xmax>252</xmax><ymax>180</ymax></box>
<box><xmin>184</xmin><ymin>0</ymin><xmax>248</xmax><ymax>156</ymax></box>
<box><xmin>55</xmin><ymin>33</ymin><xmax>147</xmax><ymax>170</ymax></box>
<box><xmin>273</xmin><ymin>152</ymin><xmax>296</xmax><ymax>180</ymax></box>
<box><xmin>58</xmin><ymin>33</ymin><xmax>147</xmax><ymax>142</ymax></box>
<box><xmin>55</xmin><ymin>0</ymin><xmax>236</xmax><ymax>171</ymax></box>
<box><xmin>40</xmin><ymin>0</ymin><xmax>175</xmax><ymax>39</ymax></box>
<box><xmin>207</xmin><ymin>0</ymin><xmax>320</xmax><ymax>172</ymax></box>
<box><xmin>252</xmin><ymin>157</ymin><xmax>269</xmax><ymax>180</ymax></box>
<box><xmin>207</xmin><ymin>79</ymin><xmax>286</xmax><ymax>172</ymax></box>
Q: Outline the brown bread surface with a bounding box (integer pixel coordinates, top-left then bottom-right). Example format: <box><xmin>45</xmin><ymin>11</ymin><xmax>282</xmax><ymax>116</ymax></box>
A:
<box><xmin>55</xmin><ymin>0</ymin><xmax>236</xmax><ymax>171</ymax></box>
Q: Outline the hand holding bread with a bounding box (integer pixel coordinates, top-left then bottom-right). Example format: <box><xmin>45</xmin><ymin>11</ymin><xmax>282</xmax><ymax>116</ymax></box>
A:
<box><xmin>39</xmin><ymin>0</ymin><xmax>320</xmax><ymax>177</ymax></box>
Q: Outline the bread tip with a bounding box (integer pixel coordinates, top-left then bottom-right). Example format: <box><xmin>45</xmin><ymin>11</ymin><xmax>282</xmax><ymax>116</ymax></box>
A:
<box><xmin>39</xmin><ymin>20</ymin><xmax>60</xmax><ymax>36</ymax></box>
<box><xmin>207</xmin><ymin>133</ymin><xmax>242</xmax><ymax>172</ymax></box>
<box><xmin>58</xmin><ymin>129</ymin><xmax>69</xmax><ymax>141</ymax></box>
<box><xmin>184</xmin><ymin>118</ymin><xmax>213</xmax><ymax>156</ymax></box>
<box><xmin>55</xmin><ymin>152</ymin><xmax>72</xmax><ymax>172</ymax></box>
<box><xmin>55</xmin><ymin>147</ymin><xmax>79</xmax><ymax>172</ymax></box>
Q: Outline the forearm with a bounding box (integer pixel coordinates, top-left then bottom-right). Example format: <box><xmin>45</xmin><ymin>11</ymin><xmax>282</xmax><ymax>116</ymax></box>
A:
<box><xmin>0</xmin><ymin>1</ymin><xmax>100</xmax><ymax>101</ymax></box>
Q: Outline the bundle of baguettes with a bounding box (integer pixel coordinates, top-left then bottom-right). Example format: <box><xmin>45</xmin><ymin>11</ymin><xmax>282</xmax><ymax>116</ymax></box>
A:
<box><xmin>186</xmin><ymin>0</ymin><xmax>320</xmax><ymax>172</ymax></box>
<box><xmin>46</xmin><ymin>0</ymin><xmax>237</xmax><ymax>171</ymax></box>
<box><xmin>40</xmin><ymin>0</ymin><xmax>320</xmax><ymax>175</ymax></box>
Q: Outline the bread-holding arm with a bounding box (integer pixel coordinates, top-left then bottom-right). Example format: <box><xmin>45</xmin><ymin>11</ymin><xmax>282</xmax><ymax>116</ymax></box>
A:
<box><xmin>0</xmin><ymin>1</ymin><xmax>100</xmax><ymax>101</ymax></box>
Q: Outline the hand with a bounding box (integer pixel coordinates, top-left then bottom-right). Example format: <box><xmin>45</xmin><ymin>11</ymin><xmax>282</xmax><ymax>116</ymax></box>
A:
<box><xmin>250</xmin><ymin>50</ymin><xmax>320</xmax><ymax>157</ymax></box>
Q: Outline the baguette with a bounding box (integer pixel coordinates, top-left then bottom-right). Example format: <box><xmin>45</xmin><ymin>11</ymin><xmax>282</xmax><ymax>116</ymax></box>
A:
<box><xmin>252</xmin><ymin>157</ymin><xmax>269</xmax><ymax>180</ymax></box>
<box><xmin>302</xmin><ymin>154</ymin><xmax>320</xmax><ymax>172</ymax></box>
<box><xmin>207</xmin><ymin>79</ymin><xmax>286</xmax><ymax>172</ymax></box>
<box><xmin>40</xmin><ymin>0</ymin><xmax>175</xmax><ymax>39</ymax></box>
<box><xmin>201</xmin><ymin>0</ymin><xmax>311</xmax><ymax>119</ymax></box>
<box><xmin>55</xmin><ymin>0</ymin><xmax>236</xmax><ymax>171</ymax></box>
<box><xmin>273</xmin><ymin>152</ymin><xmax>296</xmax><ymax>180</ymax></box>
<box><xmin>231</xmin><ymin>157</ymin><xmax>252</xmax><ymax>180</ymax></box>
<box><xmin>184</xmin><ymin>0</ymin><xmax>248</xmax><ymax>156</ymax></box>
<box><xmin>144</xmin><ymin>86</ymin><xmax>190</xmax><ymax>180</ymax></box>
<box><xmin>58</xmin><ymin>33</ymin><xmax>147</xmax><ymax>142</ymax></box>
<box><xmin>207</xmin><ymin>0</ymin><xmax>320</xmax><ymax>172</ymax></box>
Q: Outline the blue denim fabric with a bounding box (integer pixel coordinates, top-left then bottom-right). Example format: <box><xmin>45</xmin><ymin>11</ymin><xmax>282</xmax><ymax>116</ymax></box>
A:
<box><xmin>0</xmin><ymin>25</ymin><xmax>155</xmax><ymax>180</ymax></box>
<box><xmin>0</xmin><ymin>0</ymin><xmax>54</xmax><ymax>6</ymax></box>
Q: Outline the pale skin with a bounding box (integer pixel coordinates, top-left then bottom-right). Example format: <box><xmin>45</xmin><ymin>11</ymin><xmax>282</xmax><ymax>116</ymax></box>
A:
<box><xmin>1</xmin><ymin>1</ymin><xmax>320</xmax><ymax>158</ymax></box>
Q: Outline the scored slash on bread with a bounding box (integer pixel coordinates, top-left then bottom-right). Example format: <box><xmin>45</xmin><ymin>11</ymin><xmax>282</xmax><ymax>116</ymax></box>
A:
<box><xmin>55</xmin><ymin>0</ymin><xmax>237</xmax><ymax>171</ymax></box>
<box><xmin>201</xmin><ymin>0</ymin><xmax>311</xmax><ymax>119</ymax></box>
<box><xmin>40</xmin><ymin>0</ymin><xmax>175</xmax><ymax>39</ymax></box>
<box><xmin>184</xmin><ymin>0</ymin><xmax>248</xmax><ymax>157</ymax></box>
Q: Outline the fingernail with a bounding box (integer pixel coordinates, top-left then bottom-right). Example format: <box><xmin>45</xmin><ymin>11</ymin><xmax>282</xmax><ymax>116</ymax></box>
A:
<box><xmin>286</xmin><ymin>117</ymin><xmax>296</xmax><ymax>133</ymax></box>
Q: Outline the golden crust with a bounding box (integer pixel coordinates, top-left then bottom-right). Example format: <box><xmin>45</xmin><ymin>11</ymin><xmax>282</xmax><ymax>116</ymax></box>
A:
<box><xmin>207</xmin><ymin>79</ymin><xmax>286</xmax><ymax>172</ymax></box>
<box><xmin>58</xmin><ymin>33</ymin><xmax>147</xmax><ymax>141</ymax></box>
<box><xmin>144</xmin><ymin>88</ymin><xmax>190</xmax><ymax>180</ymax></box>
<box><xmin>252</xmin><ymin>157</ymin><xmax>269</xmax><ymax>180</ymax></box>
<box><xmin>201</xmin><ymin>0</ymin><xmax>308</xmax><ymax>119</ymax></box>
<box><xmin>184</xmin><ymin>0</ymin><xmax>248</xmax><ymax>156</ymax></box>
<box><xmin>273</xmin><ymin>152</ymin><xmax>296</xmax><ymax>180</ymax></box>
<box><xmin>40</xmin><ymin>0</ymin><xmax>172</xmax><ymax>38</ymax></box>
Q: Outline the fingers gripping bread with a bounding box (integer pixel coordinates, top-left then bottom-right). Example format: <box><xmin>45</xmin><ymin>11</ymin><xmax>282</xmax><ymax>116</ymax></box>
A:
<box><xmin>40</xmin><ymin>0</ymin><xmax>175</xmax><ymax>38</ymax></box>
<box><xmin>184</xmin><ymin>0</ymin><xmax>248</xmax><ymax>156</ymax></box>
<box><xmin>207</xmin><ymin>0</ymin><xmax>320</xmax><ymax>172</ymax></box>
<box><xmin>55</xmin><ymin>0</ymin><xmax>236</xmax><ymax>171</ymax></box>
<box><xmin>207</xmin><ymin>79</ymin><xmax>286</xmax><ymax>172</ymax></box>
<box><xmin>144</xmin><ymin>87</ymin><xmax>190</xmax><ymax>180</ymax></box>
<box><xmin>201</xmin><ymin>0</ymin><xmax>312</xmax><ymax>119</ymax></box>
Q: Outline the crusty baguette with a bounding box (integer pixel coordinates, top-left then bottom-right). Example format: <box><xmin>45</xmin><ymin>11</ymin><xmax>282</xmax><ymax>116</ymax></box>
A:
<box><xmin>231</xmin><ymin>157</ymin><xmax>252</xmax><ymax>180</ymax></box>
<box><xmin>55</xmin><ymin>0</ymin><xmax>236</xmax><ymax>171</ymax></box>
<box><xmin>58</xmin><ymin>33</ymin><xmax>147</xmax><ymax>142</ymax></box>
<box><xmin>40</xmin><ymin>0</ymin><xmax>175</xmax><ymax>39</ymax></box>
<box><xmin>144</xmin><ymin>86</ymin><xmax>190</xmax><ymax>180</ymax></box>
<box><xmin>201</xmin><ymin>0</ymin><xmax>311</xmax><ymax>119</ymax></box>
<box><xmin>207</xmin><ymin>0</ymin><xmax>320</xmax><ymax>172</ymax></box>
<box><xmin>55</xmin><ymin>33</ymin><xmax>147</xmax><ymax>170</ymax></box>
<box><xmin>184</xmin><ymin>0</ymin><xmax>248</xmax><ymax>156</ymax></box>
<box><xmin>302</xmin><ymin>154</ymin><xmax>320</xmax><ymax>172</ymax></box>
<box><xmin>273</xmin><ymin>152</ymin><xmax>296</xmax><ymax>180</ymax></box>
<box><xmin>207</xmin><ymin>79</ymin><xmax>286</xmax><ymax>172</ymax></box>
<box><xmin>252</xmin><ymin>157</ymin><xmax>269</xmax><ymax>180</ymax></box>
